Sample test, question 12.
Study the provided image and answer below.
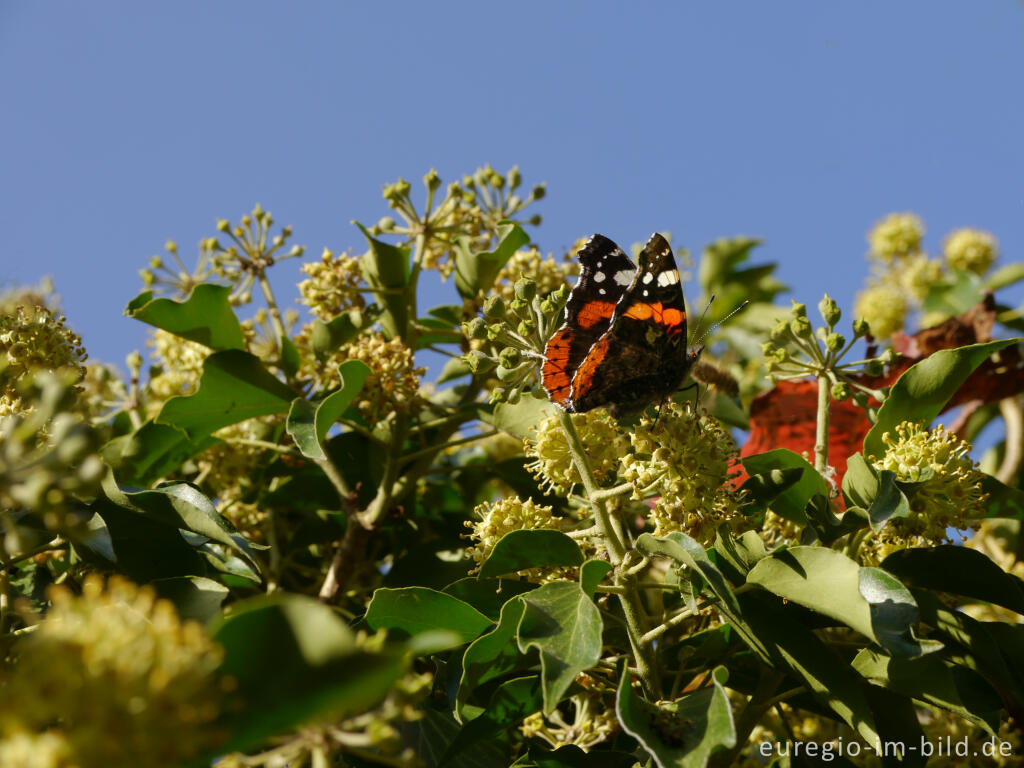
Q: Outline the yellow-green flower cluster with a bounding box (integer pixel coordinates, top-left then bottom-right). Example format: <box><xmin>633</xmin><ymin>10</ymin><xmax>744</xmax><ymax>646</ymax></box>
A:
<box><xmin>465</xmin><ymin>497</ymin><xmax>567</xmax><ymax>567</ymax></box>
<box><xmin>308</xmin><ymin>332</ymin><xmax>424</xmax><ymax>420</ymax></box>
<box><xmin>863</xmin><ymin>422</ymin><xmax>986</xmax><ymax>563</ymax></box>
<box><xmin>493</xmin><ymin>247</ymin><xmax>578</xmax><ymax>303</ymax></box>
<box><xmin>0</xmin><ymin>305</ymin><xmax>87</xmax><ymax>415</ymax></box>
<box><xmin>526</xmin><ymin>410</ymin><xmax>628</xmax><ymax>495</ymax></box>
<box><xmin>0</xmin><ymin>575</ymin><xmax>228</xmax><ymax>768</ymax></box>
<box><xmin>297</xmin><ymin>248</ymin><xmax>367</xmax><ymax>320</ymax></box>
<box><xmin>520</xmin><ymin>691</ymin><xmax>618</xmax><ymax>750</ymax></box>
<box><xmin>854</xmin><ymin>282</ymin><xmax>909</xmax><ymax>340</ymax></box>
<box><xmin>867</xmin><ymin>213</ymin><xmax>925</xmax><ymax>263</ymax></box>
<box><xmin>898</xmin><ymin>253</ymin><xmax>944</xmax><ymax>301</ymax></box>
<box><xmin>147</xmin><ymin>329</ymin><xmax>208</xmax><ymax>405</ymax></box>
<box><xmin>620</xmin><ymin>404</ymin><xmax>740</xmax><ymax>543</ymax></box>
<box><xmin>943</xmin><ymin>227</ymin><xmax>999</xmax><ymax>275</ymax></box>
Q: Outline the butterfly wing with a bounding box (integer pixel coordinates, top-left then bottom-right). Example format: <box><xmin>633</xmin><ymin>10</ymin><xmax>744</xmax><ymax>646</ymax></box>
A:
<box><xmin>569</xmin><ymin>233</ymin><xmax>695</xmax><ymax>414</ymax></box>
<box><xmin>542</xmin><ymin>235</ymin><xmax>637</xmax><ymax>407</ymax></box>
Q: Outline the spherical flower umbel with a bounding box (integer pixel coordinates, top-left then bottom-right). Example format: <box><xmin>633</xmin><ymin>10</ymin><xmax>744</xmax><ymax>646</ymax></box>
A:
<box><xmin>465</xmin><ymin>496</ymin><xmax>567</xmax><ymax>568</ymax></box>
<box><xmin>0</xmin><ymin>575</ymin><xmax>228</xmax><ymax>768</ymax></box>
<box><xmin>897</xmin><ymin>253</ymin><xmax>944</xmax><ymax>301</ymax></box>
<box><xmin>859</xmin><ymin>422</ymin><xmax>987</xmax><ymax>565</ymax></box>
<box><xmin>621</xmin><ymin>403</ymin><xmax>740</xmax><ymax>543</ymax></box>
<box><xmin>297</xmin><ymin>248</ymin><xmax>367</xmax><ymax>320</ymax></box>
<box><xmin>854</xmin><ymin>282</ymin><xmax>908</xmax><ymax>339</ymax></box>
<box><xmin>943</xmin><ymin>227</ymin><xmax>999</xmax><ymax>275</ymax></box>
<box><xmin>0</xmin><ymin>305</ymin><xmax>87</xmax><ymax>413</ymax></box>
<box><xmin>525</xmin><ymin>410</ymin><xmax>628</xmax><ymax>495</ymax></box>
<box><xmin>147</xmin><ymin>329</ymin><xmax>208</xmax><ymax>405</ymax></box>
<box><xmin>494</xmin><ymin>247</ymin><xmax>578</xmax><ymax>303</ymax></box>
<box><xmin>867</xmin><ymin>212</ymin><xmax>925</xmax><ymax>263</ymax></box>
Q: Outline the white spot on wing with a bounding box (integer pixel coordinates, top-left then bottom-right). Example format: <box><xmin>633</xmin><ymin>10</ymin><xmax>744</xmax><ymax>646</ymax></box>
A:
<box><xmin>656</xmin><ymin>270</ymin><xmax>680</xmax><ymax>287</ymax></box>
<box><xmin>594</xmin><ymin>271</ymin><xmax>606</xmax><ymax>283</ymax></box>
<box><xmin>614</xmin><ymin>269</ymin><xmax>636</xmax><ymax>286</ymax></box>
<box><xmin>599</xmin><ymin>288</ymin><xmax>606</xmax><ymax>295</ymax></box>
<box><xmin>642</xmin><ymin>272</ymin><xmax>654</xmax><ymax>285</ymax></box>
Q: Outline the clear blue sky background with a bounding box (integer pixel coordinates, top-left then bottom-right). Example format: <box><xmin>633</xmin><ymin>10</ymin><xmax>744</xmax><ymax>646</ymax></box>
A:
<box><xmin>2</xmin><ymin>2</ymin><xmax>1022</xmax><ymax>370</ymax></box>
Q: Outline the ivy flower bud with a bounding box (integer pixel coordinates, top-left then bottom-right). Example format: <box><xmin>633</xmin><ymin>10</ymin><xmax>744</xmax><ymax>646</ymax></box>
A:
<box><xmin>539</xmin><ymin>297</ymin><xmax>556</xmax><ymax>315</ymax></box>
<box><xmin>852</xmin><ymin>318</ymin><xmax>870</xmax><ymax>337</ymax></box>
<box><xmin>789</xmin><ymin>316</ymin><xmax>813</xmax><ymax>339</ymax></box>
<box><xmin>825</xmin><ymin>332</ymin><xmax>845</xmax><ymax>352</ymax></box>
<box><xmin>377</xmin><ymin>216</ymin><xmax>397</xmax><ymax>232</ymax></box>
<box><xmin>483</xmin><ymin>295</ymin><xmax>507</xmax><ymax>320</ymax></box>
<box><xmin>852</xmin><ymin>391</ymin><xmax>869</xmax><ymax>408</ymax></box>
<box><xmin>423</xmin><ymin>168</ymin><xmax>442</xmax><ymax>191</ymax></box>
<box><xmin>486</xmin><ymin>323</ymin><xmax>502</xmax><ymax>341</ymax></box>
<box><xmin>514</xmin><ymin>278</ymin><xmax>537</xmax><ymax>302</ymax></box>
<box><xmin>216</xmin><ymin>218</ymin><xmax>230</xmax><ymax>233</ymax></box>
<box><xmin>509</xmin><ymin>297</ymin><xmax>529</xmax><ymax>317</ymax></box>
<box><xmin>552</xmin><ymin>284</ymin><xmax>569</xmax><ymax>303</ymax></box>
<box><xmin>864</xmin><ymin>358</ymin><xmax>884</xmax><ymax>377</ymax></box>
<box><xmin>818</xmin><ymin>295</ymin><xmax>841</xmax><ymax>327</ymax></box>
<box><xmin>496</xmin><ymin>364</ymin><xmax>521</xmax><ymax>383</ymax></box>
<box><xmin>769</xmin><ymin>321</ymin><xmax>789</xmax><ymax>344</ymax></box>
<box><xmin>463</xmin><ymin>350</ymin><xmax>493</xmax><ymax>374</ymax></box>
<box><xmin>831</xmin><ymin>381</ymin><xmax>851</xmax><ymax>401</ymax></box>
<box><xmin>498</xmin><ymin>347</ymin><xmax>520</xmax><ymax>368</ymax></box>
<box><xmin>463</xmin><ymin>317</ymin><xmax>488</xmax><ymax>341</ymax></box>
<box><xmin>508</xmin><ymin>166</ymin><xmax>522</xmax><ymax>190</ymax></box>
<box><xmin>791</xmin><ymin>302</ymin><xmax>807</xmax><ymax>319</ymax></box>
<box><xmin>531</xmin><ymin>184</ymin><xmax>546</xmax><ymax>200</ymax></box>
<box><xmin>505</xmin><ymin>387</ymin><xmax>522</xmax><ymax>404</ymax></box>
<box><xmin>164</xmin><ymin>239</ymin><xmax>177</xmax><ymax>254</ymax></box>
<box><xmin>517</xmin><ymin>319</ymin><xmax>536</xmax><ymax>337</ymax></box>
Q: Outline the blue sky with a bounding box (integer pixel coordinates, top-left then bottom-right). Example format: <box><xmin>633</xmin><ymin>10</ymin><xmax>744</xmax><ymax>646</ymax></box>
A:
<box><xmin>2</xmin><ymin>2</ymin><xmax>1022</xmax><ymax>369</ymax></box>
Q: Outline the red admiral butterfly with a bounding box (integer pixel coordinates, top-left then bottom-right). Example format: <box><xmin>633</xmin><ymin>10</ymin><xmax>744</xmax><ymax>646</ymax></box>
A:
<box><xmin>542</xmin><ymin>233</ymin><xmax>703</xmax><ymax>416</ymax></box>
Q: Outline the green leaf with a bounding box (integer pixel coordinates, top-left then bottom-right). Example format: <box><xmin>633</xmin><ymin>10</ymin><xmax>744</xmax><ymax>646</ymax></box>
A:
<box><xmin>714</xmin><ymin>528</ymin><xmax>767</xmax><ymax>576</ymax></box>
<box><xmin>842</xmin><ymin>454</ymin><xmax>911</xmax><ymax>530</ymax></box>
<box><xmin>747</xmin><ymin>546</ymin><xmax>929</xmax><ymax>657</ymax></box>
<box><xmin>101</xmin><ymin>473</ymin><xmax>259</xmax><ymax>576</ymax></box>
<box><xmin>863</xmin><ymin>340</ymin><xmax>1019</xmax><ymax>458</ymax></box>
<box><xmin>279</xmin><ymin>335</ymin><xmax>301</xmax><ymax>378</ymax></box>
<box><xmin>413</xmin><ymin>708</ymin><xmax>509</xmax><ymax>768</ymax></box>
<box><xmin>356</xmin><ymin>223</ymin><xmax>410</xmax><ymax>337</ymax></box>
<box><xmin>364</xmin><ymin>587</ymin><xmax>493</xmax><ymax>647</ymax></box>
<box><xmin>881</xmin><ymin>545</ymin><xmax>1024</xmax><ymax>615</ymax></box>
<box><xmin>454</xmin><ymin>221</ymin><xmax>530</xmax><ymax>299</ymax></box>
<box><xmin>516</xmin><ymin>581</ymin><xmax>603</xmax><ymax>713</ymax></box>
<box><xmin>442</xmin><ymin>676</ymin><xmax>543</xmax><ymax>766</ymax></box>
<box><xmin>579</xmin><ymin>559</ymin><xmax>613</xmax><ymax>595</ymax></box>
<box><xmin>524</xmin><ymin>745</ymin><xmax>638</xmax><ymax>768</ymax></box>
<box><xmin>285</xmin><ymin>360</ymin><xmax>372</xmax><ymax>460</ymax></box>
<box><xmin>443</xmin><ymin>578</ymin><xmax>536</xmax><ymax>622</ymax></box>
<box><xmin>740</xmin><ymin>449</ymin><xmax>827</xmax><ymax>523</ymax></box>
<box><xmin>738</xmin><ymin>592</ymin><xmax>881</xmax><ymax>750</ymax></box>
<box><xmin>478</xmin><ymin>529</ymin><xmax>584</xmax><ymax>579</ymax></box>
<box><xmin>986</xmin><ymin>262</ymin><xmax>1024</xmax><ymax>291</ymax></box>
<box><xmin>151</xmin><ymin>576</ymin><xmax>229</xmax><ymax>623</ymax></box>
<box><xmin>852</xmin><ymin>648</ymin><xmax>1000</xmax><ymax>736</ymax></box>
<box><xmin>480</xmin><ymin>392</ymin><xmax>558</xmax><ymax>439</ymax></box>
<box><xmin>616</xmin><ymin>662</ymin><xmax>736</xmax><ymax>768</ymax></box>
<box><xmin>310</xmin><ymin>304</ymin><xmax>384</xmax><ymax>359</ymax></box>
<box><xmin>979</xmin><ymin>474</ymin><xmax>1024</xmax><ymax>520</ymax></box>
<box><xmin>212</xmin><ymin>594</ymin><xmax>406</xmax><ymax>751</ymax></box>
<box><xmin>156</xmin><ymin>350</ymin><xmax>295</xmax><ymax>440</ymax></box>
<box><xmin>124</xmin><ymin>283</ymin><xmax>245</xmax><ymax>350</ymax></box>
<box><xmin>458</xmin><ymin>598</ymin><xmax>530</xmax><ymax>719</ymax></box>
<box><xmin>737</xmin><ymin>467</ymin><xmax>804</xmax><ymax>514</ymax></box>
<box><xmin>438</xmin><ymin>356</ymin><xmax>472</xmax><ymax>384</ymax></box>
<box><xmin>102</xmin><ymin>421</ymin><xmax>220</xmax><ymax>487</ymax></box>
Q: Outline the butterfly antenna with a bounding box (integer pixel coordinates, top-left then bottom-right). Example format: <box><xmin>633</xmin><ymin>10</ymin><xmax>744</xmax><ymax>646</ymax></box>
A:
<box><xmin>688</xmin><ymin>294</ymin><xmax>715</xmax><ymax>346</ymax></box>
<box><xmin>692</xmin><ymin>300</ymin><xmax>750</xmax><ymax>347</ymax></box>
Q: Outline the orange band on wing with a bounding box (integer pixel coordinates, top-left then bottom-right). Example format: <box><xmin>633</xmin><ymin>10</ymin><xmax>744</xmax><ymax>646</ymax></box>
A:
<box><xmin>541</xmin><ymin>329</ymin><xmax>573</xmax><ymax>407</ymax></box>
<box><xmin>623</xmin><ymin>302</ymin><xmax>685</xmax><ymax>328</ymax></box>
<box><xmin>577</xmin><ymin>301</ymin><xmax>617</xmax><ymax>329</ymax></box>
<box><xmin>570</xmin><ymin>335</ymin><xmax>612</xmax><ymax>400</ymax></box>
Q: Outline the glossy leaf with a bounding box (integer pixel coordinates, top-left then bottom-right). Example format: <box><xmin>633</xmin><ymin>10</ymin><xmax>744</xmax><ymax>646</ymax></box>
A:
<box><xmin>443</xmin><ymin>577</ymin><xmax>535</xmax><ymax>622</ymax></box>
<box><xmin>842</xmin><ymin>454</ymin><xmax>910</xmax><ymax>530</ymax></box>
<box><xmin>740</xmin><ymin>449</ymin><xmax>826</xmax><ymax>523</ymax></box>
<box><xmin>442</xmin><ymin>676</ymin><xmax>543</xmax><ymax>766</ymax></box>
<box><xmin>616</xmin><ymin>663</ymin><xmax>736</xmax><ymax>768</ymax></box>
<box><xmin>151</xmin><ymin>575</ymin><xmax>229</xmax><ymax>623</ymax></box>
<box><xmin>212</xmin><ymin>595</ymin><xmax>406</xmax><ymax>751</ymax></box>
<box><xmin>737</xmin><ymin>467</ymin><xmax>803</xmax><ymax>514</ymax></box>
<box><xmin>517</xmin><ymin>581</ymin><xmax>603</xmax><ymax>713</ymax></box>
<box><xmin>102</xmin><ymin>421</ymin><xmax>219</xmax><ymax>487</ymax></box>
<box><xmin>365</xmin><ymin>587</ymin><xmax>493</xmax><ymax>647</ymax></box>
<box><xmin>310</xmin><ymin>304</ymin><xmax>383</xmax><ymax>359</ymax></box>
<box><xmin>454</xmin><ymin>221</ymin><xmax>530</xmax><ymax>299</ymax></box>
<box><xmin>285</xmin><ymin>360</ymin><xmax>372</xmax><ymax>460</ymax></box>
<box><xmin>124</xmin><ymin>283</ymin><xmax>245</xmax><ymax>350</ymax></box>
<box><xmin>457</xmin><ymin>598</ymin><xmax>530</xmax><ymax>719</ymax></box>
<box><xmin>986</xmin><ymin>262</ymin><xmax>1024</xmax><ymax>291</ymax></box>
<box><xmin>714</xmin><ymin>527</ymin><xmax>767</xmax><ymax>576</ymax></box>
<box><xmin>747</xmin><ymin>546</ymin><xmax>928</xmax><ymax>657</ymax></box>
<box><xmin>478</xmin><ymin>529</ymin><xmax>583</xmax><ymax>579</ymax></box>
<box><xmin>480</xmin><ymin>392</ymin><xmax>558</xmax><ymax>440</ymax></box>
<box><xmin>881</xmin><ymin>546</ymin><xmax>1024</xmax><ymax>615</ymax></box>
<box><xmin>864</xmin><ymin>340</ymin><xmax>1018</xmax><ymax>458</ymax></box>
<box><xmin>579</xmin><ymin>559</ymin><xmax>612</xmax><ymax>595</ymax></box>
<box><xmin>156</xmin><ymin>350</ymin><xmax>295</xmax><ymax>439</ymax></box>
<box><xmin>979</xmin><ymin>474</ymin><xmax>1024</xmax><ymax>520</ymax></box>
<box><xmin>356</xmin><ymin>223</ymin><xmax>410</xmax><ymax>337</ymax></box>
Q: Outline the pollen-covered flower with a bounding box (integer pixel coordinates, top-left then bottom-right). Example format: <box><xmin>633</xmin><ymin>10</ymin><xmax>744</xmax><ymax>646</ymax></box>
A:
<box><xmin>0</xmin><ymin>305</ymin><xmax>87</xmax><ymax>408</ymax></box>
<box><xmin>465</xmin><ymin>497</ymin><xmax>567</xmax><ymax>567</ymax></box>
<box><xmin>854</xmin><ymin>282</ymin><xmax>908</xmax><ymax>339</ymax></box>
<box><xmin>867</xmin><ymin>212</ymin><xmax>924</xmax><ymax>263</ymax></box>
<box><xmin>862</xmin><ymin>422</ymin><xmax>986</xmax><ymax>564</ymax></box>
<box><xmin>147</xmin><ymin>329</ymin><xmax>208</xmax><ymax>404</ymax></box>
<box><xmin>0</xmin><ymin>575</ymin><xmax>228</xmax><ymax>768</ymax></box>
<box><xmin>525</xmin><ymin>411</ymin><xmax>628</xmax><ymax>495</ymax></box>
<box><xmin>196</xmin><ymin>415</ymin><xmax>282</xmax><ymax>506</ymax></box>
<box><xmin>621</xmin><ymin>404</ymin><xmax>740</xmax><ymax>543</ymax></box>
<box><xmin>494</xmin><ymin>247</ymin><xmax>578</xmax><ymax>302</ymax></box>
<box><xmin>897</xmin><ymin>253</ymin><xmax>944</xmax><ymax>300</ymax></box>
<box><xmin>943</xmin><ymin>227</ymin><xmax>999</xmax><ymax>275</ymax></box>
<box><xmin>298</xmin><ymin>248</ymin><xmax>367</xmax><ymax>320</ymax></box>
<box><xmin>520</xmin><ymin>690</ymin><xmax>618</xmax><ymax>750</ymax></box>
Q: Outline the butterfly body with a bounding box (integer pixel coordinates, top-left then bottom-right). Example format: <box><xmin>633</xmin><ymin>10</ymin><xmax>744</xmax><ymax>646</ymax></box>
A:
<box><xmin>541</xmin><ymin>233</ymin><xmax>703</xmax><ymax>417</ymax></box>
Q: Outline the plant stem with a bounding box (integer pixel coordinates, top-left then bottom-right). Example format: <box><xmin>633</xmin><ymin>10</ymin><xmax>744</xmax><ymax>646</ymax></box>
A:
<box><xmin>998</xmin><ymin>396</ymin><xmax>1024</xmax><ymax>484</ymax></box>
<box><xmin>814</xmin><ymin>372</ymin><xmax>831</xmax><ymax>473</ymax></box>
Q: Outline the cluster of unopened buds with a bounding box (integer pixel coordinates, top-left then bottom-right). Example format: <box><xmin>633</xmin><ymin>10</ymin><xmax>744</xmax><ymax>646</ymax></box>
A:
<box><xmin>461</xmin><ymin>277</ymin><xmax>568</xmax><ymax>404</ymax></box>
<box><xmin>761</xmin><ymin>295</ymin><xmax>892</xmax><ymax>413</ymax></box>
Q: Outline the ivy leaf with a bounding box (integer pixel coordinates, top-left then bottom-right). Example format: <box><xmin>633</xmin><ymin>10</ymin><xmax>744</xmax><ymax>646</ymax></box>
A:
<box><xmin>454</xmin><ymin>221</ymin><xmax>530</xmax><ymax>299</ymax></box>
<box><xmin>364</xmin><ymin>587</ymin><xmax>493</xmax><ymax>648</ymax></box>
<box><xmin>102</xmin><ymin>421</ymin><xmax>219</xmax><ymax>487</ymax></box>
<box><xmin>978</xmin><ymin>474</ymin><xmax>1024</xmax><ymax>520</ymax></box>
<box><xmin>881</xmin><ymin>546</ymin><xmax>1024</xmax><ymax>615</ymax></box>
<box><xmin>310</xmin><ymin>304</ymin><xmax>384</xmax><ymax>359</ymax></box>
<box><xmin>478</xmin><ymin>530</ymin><xmax>583</xmax><ymax>579</ymax></box>
<box><xmin>740</xmin><ymin>449</ymin><xmax>826</xmax><ymax>523</ymax></box>
<box><xmin>124</xmin><ymin>283</ymin><xmax>245</xmax><ymax>350</ymax></box>
<box><xmin>737</xmin><ymin>467</ymin><xmax>803</xmax><ymax>515</ymax></box>
<box><xmin>864</xmin><ymin>340</ymin><xmax>1018</xmax><ymax>458</ymax></box>
<box><xmin>516</xmin><ymin>581</ymin><xmax>603</xmax><ymax>713</ymax></box>
<box><xmin>151</xmin><ymin>576</ymin><xmax>229</xmax><ymax>623</ymax></box>
<box><xmin>285</xmin><ymin>360</ymin><xmax>372</xmax><ymax>460</ymax></box>
<box><xmin>442</xmin><ymin>578</ymin><xmax>536</xmax><ymax>622</ymax></box>
<box><xmin>156</xmin><ymin>350</ymin><xmax>295</xmax><ymax>440</ymax></box>
<box><xmin>457</xmin><ymin>598</ymin><xmax>530</xmax><ymax>720</ymax></box>
<box><xmin>479</xmin><ymin>392</ymin><xmax>558</xmax><ymax>440</ymax></box>
<box><xmin>211</xmin><ymin>595</ymin><xmax>406</xmax><ymax>752</ymax></box>
<box><xmin>616</xmin><ymin>661</ymin><xmax>736</xmax><ymax>768</ymax></box>
<box><xmin>746</xmin><ymin>546</ymin><xmax>932</xmax><ymax>658</ymax></box>
<box><xmin>714</xmin><ymin>527</ymin><xmax>767</xmax><ymax>576</ymax></box>
<box><xmin>442</xmin><ymin>676</ymin><xmax>543</xmax><ymax>766</ymax></box>
<box><xmin>356</xmin><ymin>223</ymin><xmax>410</xmax><ymax>338</ymax></box>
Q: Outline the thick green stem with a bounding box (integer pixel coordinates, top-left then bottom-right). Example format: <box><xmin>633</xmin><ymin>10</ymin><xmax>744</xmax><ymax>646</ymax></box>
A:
<box><xmin>557</xmin><ymin>410</ymin><xmax>661</xmax><ymax>699</ymax></box>
<box><xmin>814</xmin><ymin>372</ymin><xmax>831</xmax><ymax>474</ymax></box>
